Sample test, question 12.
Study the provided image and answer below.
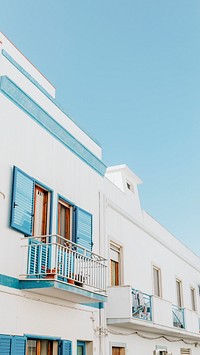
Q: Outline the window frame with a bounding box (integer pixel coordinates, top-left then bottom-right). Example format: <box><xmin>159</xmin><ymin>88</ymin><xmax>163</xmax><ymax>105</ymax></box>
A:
<box><xmin>10</xmin><ymin>166</ymin><xmax>53</xmax><ymax>237</ymax></box>
<box><xmin>77</xmin><ymin>341</ymin><xmax>86</xmax><ymax>355</ymax></box>
<box><xmin>57</xmin><ymin>197</ymin><xmax>74</xmax><ymax>244</ymax></box>
<box><xmin>109</xmin><ymin>240</ymin><xmax>123</xmax><ymax>286</ymax></box>
<box><xmin>152</xmin><ymin>265</ymin><xmax>162</xmax><ymax>298</ymax></box>
<box><xmin>190</xmin><ymin>286</ymin><xmax>196</xmax><ymax>311</ymax></box>
<box><xmin>176</xmin><ymin>278</ymin><xmax>183</xmax><ymax>308</ymax></box>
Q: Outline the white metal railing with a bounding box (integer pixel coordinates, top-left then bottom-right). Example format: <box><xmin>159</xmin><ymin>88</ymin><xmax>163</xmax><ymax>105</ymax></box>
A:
<box><xmin>21</xmin><ymin>235</ymin><xmax>107</xmax><ymax>294</ymax></box>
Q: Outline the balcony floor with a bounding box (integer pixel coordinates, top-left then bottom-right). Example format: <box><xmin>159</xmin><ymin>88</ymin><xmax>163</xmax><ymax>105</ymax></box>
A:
<box><xmin>19</xmin><ymin>279</ymin><xmax>107</xmax><ymax>304</ymax></box>
<box><xmin>107</xmin><ymin>318</ymin><xmax>200</xmax><ymax>342</ymax></box>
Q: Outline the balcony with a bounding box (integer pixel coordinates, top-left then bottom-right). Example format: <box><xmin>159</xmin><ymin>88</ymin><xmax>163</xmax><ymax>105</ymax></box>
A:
<box><xmin>132</xmin><ymin>288</ymin><xmax>152</xmax><ymax>321</ymax></box>
<box><xmin>19</xmin><ymin>235</ymin><xmax>107</xmax><ymax>304</ymax></box>
<box><xmin>107</xmin><ymin>286</ymin><xmax>153</xmax><ymax>331</ymax></box>
<box><xmin>107</xmin><ymin>286</ymin><xmax>200</xmax><ymax>341</ymax></box>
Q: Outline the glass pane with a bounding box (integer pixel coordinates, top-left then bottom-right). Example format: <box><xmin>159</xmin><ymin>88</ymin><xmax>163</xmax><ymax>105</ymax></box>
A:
<box><xmin>41</xmin><ymin>340</ymin><xmax>48</xmax><ymax>355</ymax></box>
<box><xmin>153</xmin><ymin>268</ymin><xmax>160</xmax><ymax>296</ymax></box>
<box><xmin>60</xmin><ymin>204</ymin><xmax>66</xmax><ymax>240</ymax></box>
<box><xmin>27</xmin><ymin>340</ymin><xmax>36</xmax><ymax>355</ymax></box>
<box><xmin>77</xmin><ymin>345</ymin><xmax>84</xmax><ymax>355</ymax></box>
<box><xmin>176</xmin><ymin>280</ymin><xmax>182</xmax><ymax>307</ymax></box>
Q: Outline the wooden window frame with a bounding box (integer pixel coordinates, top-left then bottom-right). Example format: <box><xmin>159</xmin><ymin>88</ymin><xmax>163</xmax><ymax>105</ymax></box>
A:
<box><xmin>58</xmin><ymin>199</ymin><xmax>72</xmax><ymax>243</ymax></box>
<box><xmin>33</xmin><ymin>185</ymin><xmax>49</xmax><ymax>237</ymax></box>
<box><xmin>110</xmin><ymin>241</ymin><xmax>123</xmax><ymax>286</ymax></box>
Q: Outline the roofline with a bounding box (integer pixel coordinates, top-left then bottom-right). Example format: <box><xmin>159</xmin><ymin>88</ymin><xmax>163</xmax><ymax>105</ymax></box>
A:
<box><xmin>0</xmin><ymin>32</ymin><xmax>55</xmax><ymax>89</ymax></box>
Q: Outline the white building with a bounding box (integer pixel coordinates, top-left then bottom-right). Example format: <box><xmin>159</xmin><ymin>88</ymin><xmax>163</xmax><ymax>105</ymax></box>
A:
<box><xmin>0</xmin><ymin>33</ymin><xmax>199</xmax><ymax>355</ymax></box>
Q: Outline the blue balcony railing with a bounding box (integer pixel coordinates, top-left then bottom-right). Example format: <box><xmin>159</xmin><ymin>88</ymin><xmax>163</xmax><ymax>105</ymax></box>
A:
<box><xmin>172</xmin><ymin>305</ymin><xmax>185</xmax><ymax>329</ymax></box>
<box><xmin>132</xmin><ymin>289</ymin><xmax>152</xmax><ymax>321</ymax></box>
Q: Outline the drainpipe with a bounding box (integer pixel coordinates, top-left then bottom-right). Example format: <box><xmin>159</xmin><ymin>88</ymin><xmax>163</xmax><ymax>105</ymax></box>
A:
<box><xmin>98</xmin><ymin>191</ymin><xmax>108</xmax><ymax>355</ymax></box>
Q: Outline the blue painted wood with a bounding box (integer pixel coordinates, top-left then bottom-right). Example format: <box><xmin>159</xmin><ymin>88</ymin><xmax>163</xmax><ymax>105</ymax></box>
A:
<box><xmin>0</xmin><ymin>335</ymin><xmax>26</xmax><ymax>355</ymax></box>
<box><xmin>60</xmin><ymin>340</ymin><xmax>72</xmax><ymax>355</ymax></box>
<box><xmin>10</xmin><ymin>166</ymin><xmax>34</xmax><ymax>235</ymax></box>
<box><xmin>28</xmin><ymin>239</ymin><xmax>49</xmax><ymax>277</ymax></box>
<box><xmin>11</xmin><ymin>336</ymin><xmax>26</xmax><ymax>355</ymax></box>
<box><xmin>0</xmin><ymin>76</ymin><xmax>106</xmax><ymax>176</ymax></box>
<box><xmin>75</xmin><ymin>207</ymin><xmax>93</xmax><ymax>251</ymax></box>
<box><xmin>77</xmin><ymin>341</ymin><xmax>86</xmax><ymax>355</ymax></box>
<box><xmin>0</xmin><ymin>335</ymin><xmax>11</xmax><ymax>355</ymax></box>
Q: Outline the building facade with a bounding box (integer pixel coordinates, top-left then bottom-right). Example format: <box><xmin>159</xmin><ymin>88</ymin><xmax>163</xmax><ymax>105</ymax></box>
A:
<box><xmin>0</xmin><ymin>33</ymin><xmax>199</xmax><ymax>355</ymax></box>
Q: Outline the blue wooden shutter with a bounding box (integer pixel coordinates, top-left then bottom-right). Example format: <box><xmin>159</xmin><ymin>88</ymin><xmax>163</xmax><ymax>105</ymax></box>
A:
<box><xmin>10</xmin><ymin>166</ymin><xmax>34</xmax><ymax>235</ymax></box>
<box><xmin>29</xmin><ymin>239</ymin><xmax>49</xmax><ymax>277</ymax></box>
<box><xmin>60</xmin><ymin>340</ymin><xmax>72</xmax><ymax>355</ymax></box>
<box><xmin>11</xmin><ymin>336</ymin><xmax>26</xmax><ymax>355</ymax></box>
<box><xmin>0</xmin><ymin>335</ymin><xmax>11</xmax><ymax>355</ymax></box>
<box><xmin>75</xmin><ymin>207</ymin><xmax>93</xmax><ymax>251</ymax></box>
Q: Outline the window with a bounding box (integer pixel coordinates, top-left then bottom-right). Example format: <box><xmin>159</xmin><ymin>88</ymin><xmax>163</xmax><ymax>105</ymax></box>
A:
<box><xmin>126</xmin><ymin>180</ymin><xmax>134</xmax><ymax>193</ymax></box>
<box><xmin>27</xmin><ymin>339</ymin><xmax>57</xmax><ymax>355</ymax></box>
<box><xmin>153</xmin><ymin>266</ymin><xmax>161</xmax><ymax>297</ymax></box>
<box><xmin>57</xmin><ymin>198</ymin><xmax>93</xmax><ymax>251</ymax></box>
<box><xmin>10</xmin><ymin>166</ymin><xmax>51</xmax><ymax>236</ymax></box>
<box><xmin>112</xmin><ymin>347</ymin><xmax>125</xmax><ymax>355</ymax></box>
<box><xmin>27</xmin><ymin>339</ymin><xmax>71</xmax><ymax>355</ymax></box>
<box><xmin>190</xmin><ymin>287</ymin><xmax>196</xmax><ymax>311</ymax></box>
<box><xmin>154</xmin><ymin>347</ymin><xmax>168</xmax><ymax>355</ymax></box>
<box><xmin>110</xmin><ymin>242</ymin><xmax>122</xmax><ymax>286</ymax></box>
<box><xmin>176</xmin><ymin>279</ymin><xmax>183</xmax><ymax>307</ymax></box>
<box><xmin>180</xmin><ymin>349</ymin><xmax>191</xmax><ymax>355</ymax></box>
<box><xmin>58</xmin><ymin>199</ymin><xmax>73</xmax><ymax>244</ymax></box>
<box><xmin>77</xmin><ymin>341</ymin><xmax>86</xmax><ymax>355</ymax></box>
<box><xmin>33</xmin><ymin>185</ymin><xmax>49</xmax><ymax>236</ymax></box>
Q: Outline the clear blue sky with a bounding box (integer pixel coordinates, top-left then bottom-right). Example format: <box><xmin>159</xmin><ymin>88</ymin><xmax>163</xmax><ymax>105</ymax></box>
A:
<box><xmin>1</xmin><ymin>1</ymin><xmax>200</xmax><ymax>255</ymax></box>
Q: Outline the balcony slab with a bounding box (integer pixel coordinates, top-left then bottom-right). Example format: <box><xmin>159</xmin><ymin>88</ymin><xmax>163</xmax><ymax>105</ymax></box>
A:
<box><xmin>19</xmin><ymin>279</ymin><xmax>107</xmax><ymax>304</ymax></box>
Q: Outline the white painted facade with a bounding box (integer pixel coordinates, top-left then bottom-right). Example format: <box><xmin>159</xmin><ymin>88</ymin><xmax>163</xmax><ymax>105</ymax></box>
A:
<box><xmin>0</xmin><ymin>33</ymin><xmax>199</xmax><ymax>355</ymax></box>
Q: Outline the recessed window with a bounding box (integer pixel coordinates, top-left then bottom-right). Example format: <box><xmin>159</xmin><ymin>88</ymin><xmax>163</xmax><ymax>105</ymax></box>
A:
<box><xmin>190</xmin><ymin>287</ymin><xmax>196</xmax><ymax>311</ymax></box>
<box><xmin>110</xmin><ymin>242</ymin><xmax>122</xmax><ymax>286</ymax></box>
<box><xmin>153</xmin><ymin>266</ymin><xmax>161</xmax><ymax>297</ymax></box>
<box><xmin>126</xmin><ymin>180</ymin><xmax>134</xmax><ymax>193</ymax></box>
<box><xmin>27</xmin><ymin>339</ymin><xmax>58</xmax><ymax>355</ymax></box>
<box><xmin>33</xmin><ymin>185</ymin><xmax>50</xmax><ymax>236</ymax></box>
<box><xmin>58</xmin><ymin>199</ymin><xmax>73</xmax><ymax>244</ymax></box>
<box><xmin>176</xmin><ymin>279</ymin><xmax>183</xmax><ymax>307</ymax></box>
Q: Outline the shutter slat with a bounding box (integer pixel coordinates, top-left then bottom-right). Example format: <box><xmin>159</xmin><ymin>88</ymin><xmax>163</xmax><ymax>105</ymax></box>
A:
<box><xmin>0</xmin><ymin>336</ymin><xmax>11</xmax><ymax>355</ymax></box>
<box><xmin>11</xmin><ymin>336</ymin><xmax>26</xmax><ymax>355</ymax></box>
<box><xmin>60</xmin><ymin>340</ymin><xmax>72</xmax><ymax>355</ymax></box>
<box><xmin>11</xmin><ymin>166</ymin><xmax>34</xmax><ymax>235</ymax></box>
<box><xmin>76</xmin><ymin>207</ymin><xmax>93</xmax><ymax>251</ymax></box>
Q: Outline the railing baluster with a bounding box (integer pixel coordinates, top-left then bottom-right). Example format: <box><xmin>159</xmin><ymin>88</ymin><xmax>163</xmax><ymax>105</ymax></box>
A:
<box><xmin>23</xmin><ymin>234</ymin><xmax>107</xmax><ymax>293</ymax></box>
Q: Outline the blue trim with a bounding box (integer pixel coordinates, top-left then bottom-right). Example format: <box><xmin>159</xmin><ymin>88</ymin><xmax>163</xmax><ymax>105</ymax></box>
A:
<box><xmin>81</xmin><ymin>302</ymin><xmax>104</xmax><ymax>309</ymax></box>
<box><xmin>19</xmin><ymin>280</ymin><xmax>107</xmax><ymax>302</ymax></box>
<box><xmin>0</xmin><ymin>274</ymin><xmax>20</xmax><ymax>289</ymax></box>
<box><xmin>2</xmin><ymin>49</ymin><xmax>102</xmax><ymax>148</ymax></box>
<box><xmin>0</xmin><ymin>274</ymin><xmax>107</xmax><ymax>302</ymax></box>
<box><xmin>2</xmin><ymin>49</ymin><xmax>54</xmax><ymax>100</ymax></box>
<box><xmin>77</xmin><ymin>341</ymin><xmax>86</xmax><ymax>355</ymax></box>
<box><xmin>25</xmin><ymin>334</ymin><xmax>61</xmax><ymax>341</ymax></box>
<box><xmin>0</xmin><ymin>76</ymin><xmax>106</xmax><ymax>176</ymax></box>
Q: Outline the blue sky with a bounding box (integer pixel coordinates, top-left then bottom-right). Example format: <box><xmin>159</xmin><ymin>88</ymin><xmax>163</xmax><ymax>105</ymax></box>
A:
<box><xmin>1</xmin><ymin>1</ymin><xmax>200</xmax><ymax>255</ymax></box>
